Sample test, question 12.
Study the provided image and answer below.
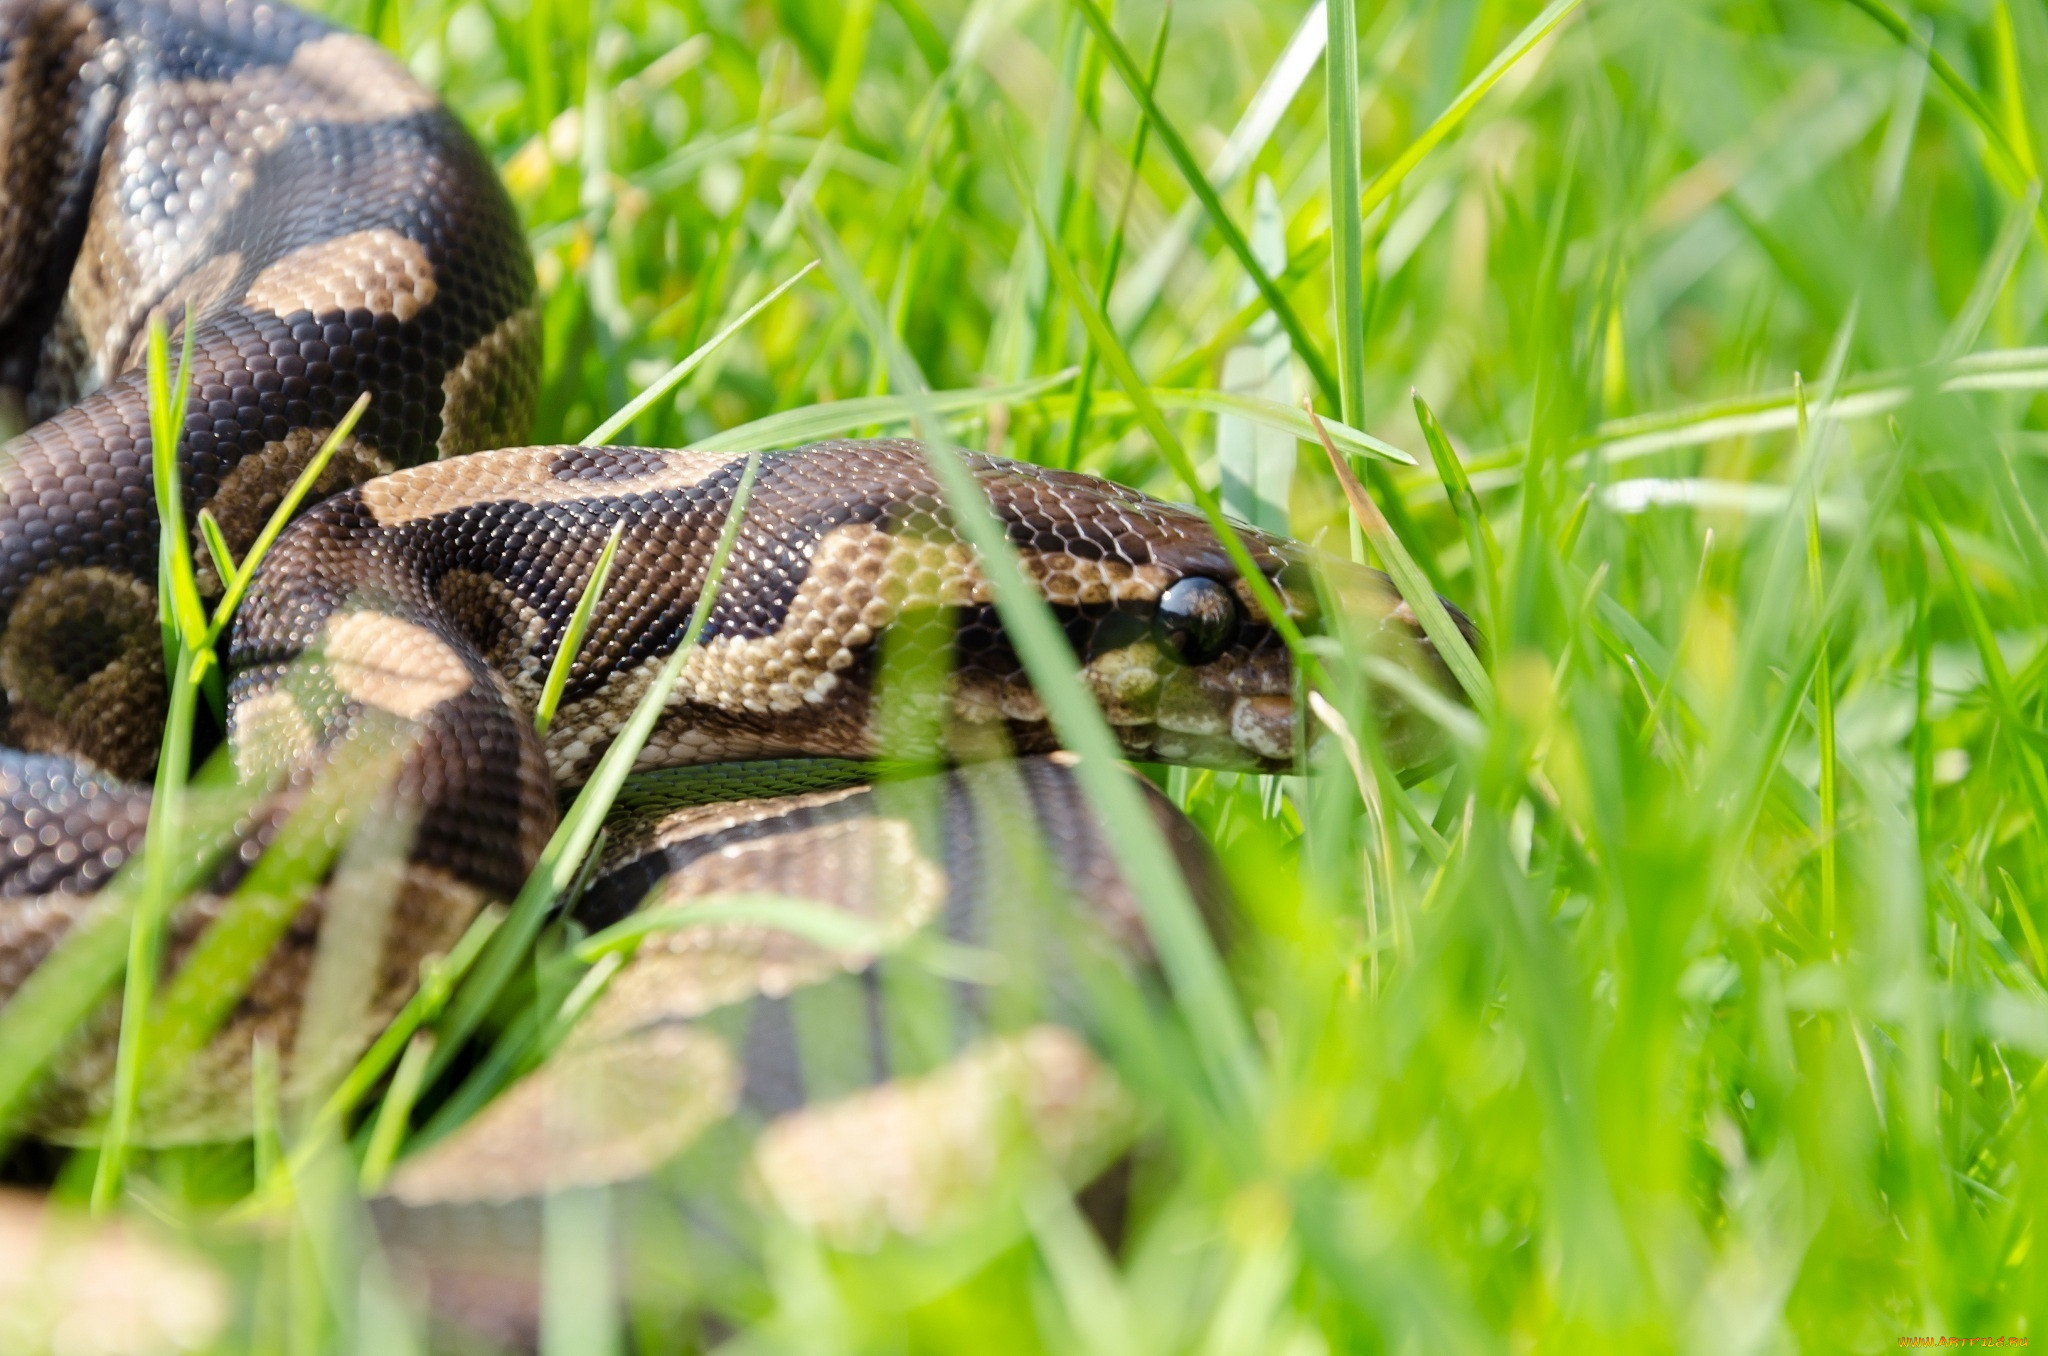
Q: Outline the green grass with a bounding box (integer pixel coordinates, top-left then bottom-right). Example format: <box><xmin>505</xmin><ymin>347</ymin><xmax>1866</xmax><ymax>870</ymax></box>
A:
<box><xmin>9</xmin><ymin>0</ymin><xmax>2048</xmax><ymax>1349</ymax></box>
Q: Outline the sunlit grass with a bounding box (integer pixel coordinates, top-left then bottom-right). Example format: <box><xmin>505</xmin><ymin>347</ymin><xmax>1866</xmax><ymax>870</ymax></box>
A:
<box><xmin>4</xmin><ymin>0</ymin><xmax>2047</xmax><ymax>1349</ymax></box>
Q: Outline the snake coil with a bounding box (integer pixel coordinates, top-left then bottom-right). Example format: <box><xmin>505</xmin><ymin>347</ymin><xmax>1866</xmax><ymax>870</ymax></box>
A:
<box><xmin>0</xmin><ymin>0</ymin><xmax>1469</xmax><ymax>1214</ymax></box>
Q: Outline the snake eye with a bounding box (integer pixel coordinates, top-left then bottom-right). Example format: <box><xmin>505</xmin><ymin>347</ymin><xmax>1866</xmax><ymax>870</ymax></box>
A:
<box><xmin>1152</xmin><ymin>576</ymin><xmax>1239</xmax><ymax>666</ymax></box>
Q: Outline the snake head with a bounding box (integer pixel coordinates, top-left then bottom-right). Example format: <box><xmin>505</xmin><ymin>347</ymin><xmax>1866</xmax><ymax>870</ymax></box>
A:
<box><xmin>951</xmin><ymin>453</ymin><xmax>1481</xmax><ymax>773</ymax></box>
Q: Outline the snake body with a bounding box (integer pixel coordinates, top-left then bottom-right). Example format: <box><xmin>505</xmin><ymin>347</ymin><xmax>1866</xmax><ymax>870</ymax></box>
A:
<box><xmin>0</xmin><ymin>0</ymin><xmax>1464</xmax><ymax>1169</ymax></box>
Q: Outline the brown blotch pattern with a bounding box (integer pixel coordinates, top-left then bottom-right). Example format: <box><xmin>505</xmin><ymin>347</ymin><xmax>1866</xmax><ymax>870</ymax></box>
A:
<box><xmin>0</xmin><ymin>566</ymin><xmax>162</xmax><ymax>778</ymax></box>
<box><xmin>438</xmin><ymin>305</ymin><xmax>540</xmax><ymax>458</ymax></box>
<box><xmin>193</xmin><ymin>427</ymin><xmax>392</xmax><ymax>593</ymax></box>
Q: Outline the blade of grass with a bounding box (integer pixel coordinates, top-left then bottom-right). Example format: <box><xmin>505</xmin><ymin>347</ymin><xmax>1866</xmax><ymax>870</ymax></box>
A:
<box><xmin>1106</xmin><ymin>388</ymin><xmax>1413</xmax><ymax>465</ymax></box>
<box><xmin>233</xmin><ymin>903</ymin><xmax>506</xmax><ymax>1216</ymax></box>
<box><xmin>573</xmin><ymin>891</ymin><xmax>899</xmax><ymax>962</ymax></box>
<box><xmin>1308</xmin><ymin>691</ymin><xmax>1449</xmax><ymax>862</ymax></box>
<box><xmin>2001</xmin><ymin>869</ymin><xmax>2048</xmax><ymax>981</ymax></box>
<box><xmin>1910</xmin><ymin>474</ymin><xmax>2048</xmax><ymax>833</ymax></box>
<box><xmin>1425</xmin><ymin>348</ymin><xmax>2048</xmax><ymax>495</ymax></box>
<box><xmin>94</xmin><ymin>311</ymin><xmax>204</xmax><ymax>1211</ymax></box>
<box><xmin>1414</xmin><ymin>390</ymin><xmax>1501</xmax><ymax>624</ymax></box>
<box><xmin>801</xmin><ymin>197</ymin><xmax>1264</xmax><ymax>1121</ymax></box>
<box><xmin>1936</xmin><ymin>180</ymin><xmax>2040</xmax><ymax>361</ymax></box>
<box><xmin>92</xmin><ymin>643</ymin><xmax>196</xmax><ymax>1208</ymax></box>
<box><xmin>1991</xmin><ymin>1</ymin><xmax>2038</xmax><ymax>177</ymax></box>
<box><xmin>421</xmin><ymin>450</ymin><xmax>765</xmax><ymax>1090</ymax></box>
<box><xmin>357</xmin><ymin>1033</ymin><xmax>434</xmax><ymax>1192</ymax></box>
<box><xmin>1355</xmin><ymin>0</ymin><xmax>1582</xmax><ymax>224</ymax></box>
<box><xmin>535</xmin><ymin>522</ymin><xmax>625</xmax><ymax>735</ymax></box>
<box><xmin>1909</xmin><ymin>518</ymin><xmax>1934</xmax><ymax>853</ymax></box>
<box><xmin>1109</xmin><ymin>0</ymin><xmax>1331</xmax><ymax>330</ymax></box>
<box><xmin>1800</xmin><ymin>378</ymin><xmax>1839</xmax><ymax>951</ymax></box>
<box><xmin>692</xmin><ymin>369</ymin><xmax>1077</xmax><ymax>454</ymax></box>
<box><xmin>1308</xmin><ymin>404</ymin><xmax>1492</xmax><ymax>717</ymax></box>
<box><xmin>196</xmin><ymin>510</ymin><xmax>238</xmax><ymax>584</ymax></box>
<box><xmin>1327</xmin><ymin>0</ymin><xmax>1365</xmax><ymax>429</ymax></box>
<box><xmin>1841</xmin><ymin>0</ymin><xmax>2047</xmax><ymax>233</ymax></box>
<box><xmin>1059</xmin><ymin>0</ymin><xmax>1172</xmax><ymax>471</ymax></box>
<box><xmin>581</xmin><ymin>261</ymin><xmax>819</xmax><ymax>446</ymax></box>
<box><xmin>202</xmin><ymin>391</ymin><xmax>373</xmax><ymax>653</ymax></box>
<box><xmin>148</xmin><ymin>311</ymin><xmax>203</xmax><ymax>660</ymax></box>
<box><xmin>1068</xmin><ymin>0</ymin><xmax>1340</xmax><ymax>412</ymax></box>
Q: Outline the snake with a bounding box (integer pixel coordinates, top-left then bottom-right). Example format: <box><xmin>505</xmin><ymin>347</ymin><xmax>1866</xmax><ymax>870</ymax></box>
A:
<box><xmin>0</xmin><ymin>0</ymin><xmax>1470</xmax><ymax>1240</ymax></box>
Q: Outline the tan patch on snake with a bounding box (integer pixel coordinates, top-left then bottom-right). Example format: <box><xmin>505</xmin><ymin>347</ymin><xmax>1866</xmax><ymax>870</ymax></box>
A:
<box><xmin>753</xmin><ymin>1026</ymin><xmax>1137</xmax><ymax>1246</ymax></box>
<box><xmin>356</xmin><ymin>444</ymin><xmax>738</xmax><ymax>526</ymax></box>
<box><xmin>583</xmin><ymin>804</ymin><xmax>941</xmax><ymax>1040</ymax></box>
<box><xmin>322</xmin><ymin>613</ymin><xmax>472</xmax><ymax>721</ymax></box>
<box><xmin>229</xmin><ymin>689</ymin><xmax>317</xmax><ymax>778</ymax></box>
<box><xmin>243</xmin><ymin>229</ymin><xmax>438</xmax><ymax>322</ymax></box>
<box><xmin>0</xmin><ymin>567</ymin><xmax>164</xmax><ymax>780</ymax></box>
<box><xmin>194</xmin><ymin>429</ymin><xmax>393</xmax><ymax>594</ymax></box>
<box><xmin>679</xmin><ymin>525</ymin><xmax>1169</xmax><ymax>720</ymax></box>
<box><xmin>52</xmin><ymin>38</ymin><xmax>435</xmax><ymax>384</ymax></box>
<box><xmin>594</xmin><ymin>783</ymin><xmax>873</xmax><ymax>880</ymax></box>
<box><xmin>284</xmin><ymin>34</ymin><xmax>441</xmax><ymax>119</ymax></box>
<box><xmin>438</xmin><ymin>306</ymin><xmax>541</xmax><ymax>456</ymax></box>
<box><xmin>0</xmin><ymin>1190</ymin><xmax>230</xmax><ymax>1354</ymax></box>
<box><xmin>385</xmin><ymin>1024</ymin><xmax>738</xmax><ymax>1204</ymax></box>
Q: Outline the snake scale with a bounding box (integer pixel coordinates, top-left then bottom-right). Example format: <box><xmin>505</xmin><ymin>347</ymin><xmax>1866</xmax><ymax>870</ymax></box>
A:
<box><xmin>0</xmin><ymin>0</ymin><xmax>1468</xmax><ymax>1245</ymax></box>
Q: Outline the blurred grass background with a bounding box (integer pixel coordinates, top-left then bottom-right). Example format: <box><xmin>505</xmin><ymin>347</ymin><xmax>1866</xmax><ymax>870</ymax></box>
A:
<box><xmin>74</xmin><ymin>0</ymin><xmax>2048</xmax><ymax>1347</ymax></box>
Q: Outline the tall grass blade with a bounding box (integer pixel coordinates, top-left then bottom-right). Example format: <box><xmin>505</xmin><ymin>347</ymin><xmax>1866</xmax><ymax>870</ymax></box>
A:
<box><xmin>574</xmin><ymin>892</ymin><xmax>898</xmax><ymax>962</ymax></box>
<box><xmin>1217</xmin><ymin>177</ymin><xmax>1296</xmax><ymax>535</ymax></box>
<box><xmin>1910</xmin><ymin>475</ymin><xmax>2048</xmax><ymax>831</ymax></box>
<box><xmin>535</xmin><ymin>522</ymin><xmax>625</xmax><ymax>735</ymax></box>
<box><xmin>1937</xmin><ymin>180</ymin><xmax>2040</xmax><ymax>360</ymax></box>
<box><xmin>1081</xmin><ymin>388</ymin><xmax>1411</xmax><ymax>465</ymax></box>
<box><xmin>693</xmin><ymin>370</ymin><xmax>1077</xmax><ymax>454</ymax></box>
<box><xmin>1842</xmin><ymin>0</ymin><xmax>2046</xmax><ymax>219</ymax></box>
<box><xmin>1308</xmin><ymin>406</ymin><xmax>1491</xmax><ymax>716</ymax></box>
<box><xmin>94</xmin><ymin>312</ymin><xmax>205</xmax><ymax>1211</ymax></box>
<box><xmin>203</xmin><ymin>391</ymin><xmax>372</xmax><ymax>653</ymax></box>
<box><xmin>581</xmin><ymin>260</ymin><xmax>819</xmax><ymax>447</ymax></box>
<box><xmin>1355</xmin><ymin>0</ymin><xmax>1582</xmax><ymax>223</ymax></box>
<box><xmin>1415</xmin><ymin>391</ymin><xmax>1501</xmax><ymax>623</ymax></box>
<box><xmin>1060</xmin><ymin>0</ymin><xmax>1171</xmax><ymax>470</ymax></box>
<box><xmin>1110</xmin><ymin>1</ymin><xmax>1327</xmax><ymax>329</ymax></box>
<box><xmin>357</xmin><ymin>1033</ymin><xmax>434</xmax><ymax>1192</ymax></box>
<box><xmin>196</xmin><ymin>510</ymin><xmax>237</xmax><ymax>584</ymax></box>
<box><xmin>1326</xmin><ymin>0</ymin><xmax>1365</xmax><ymax>427</ymax></box>
<box><xmin>1069</xmin><ymin>0</ymin><xmax>1341</xmax><ymax>410</ymax></box>
<box><xmin>148</xmin><ymin>313</ymin><xmax>203</xmax><ymax>660</ymax></box>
